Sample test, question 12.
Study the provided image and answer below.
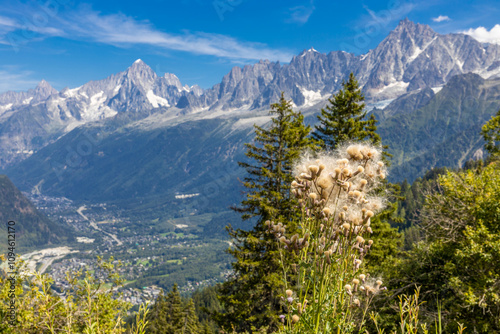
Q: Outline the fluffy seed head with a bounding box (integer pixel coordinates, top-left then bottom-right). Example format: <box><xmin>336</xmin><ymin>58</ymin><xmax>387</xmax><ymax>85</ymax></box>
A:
<box><xmin>309</xmin><ymin>193</ymin><xmax>317</xmax><ymax>200</ymax></box>
<box><xmin>292</xmin><ymin>315</ymin><xmax>300</xmax><ymax>323</ymax></box>
<box><xmin>299</xmin><ymin>173</ymin><xmax>311</xmax><ymax>180</ymax></box>
<box><xmin>317</xmin><ymin>177</ymin><xmax>332</xmax><ymax>189</ymax></box>
<box><xmin>286</xmin><ymin>289</ymin><xmax>293</xmax><ymax>298</ymax></box>
<box><xmin>353</xmin><ymin>298</ymin><xmax>360</xmax><ymax>307</ymax></box>
<box><xmin>359</xmin><ymin>274</ymin><xmax>366</xmax><ymax>281</ymax></box>
<box><xmin>365</xmin><ymin>210</ymin><xmax>374</xmax><ymax>218</ymax></box>
<box><xmin>347</xmin><ymin>146</ymin><xmax>363</xmax><ymax>160</ymax></box>
<box><xmin>342</xmin><ymin>223</ymin><xmax>350</xmax><ymax>230</ymax></box>
<box><xmin>309</xmin><ymin>165</ymin><xmax>319</xmax><ymax>174</ymax></box>
<box><xmin>352</xmin><ymin>279</ymin><xmax>360</xmax><ymax>285</ymax></box>
<box><xmin>344</xmin><ymin>284</ymin><xmax>352</xmax><ymax>292</ymax></box>
<box><xmin>319</xmin><ymin>163</ymin><xmax>326</xmax><ymax>171</ymax></box>
<box><xmin>356</xmin><ymin>236</ymin><xmax>364</xmax><ymax>244</ymax></box>
<box><xmin>322</xmin><ymin>208</ymin><xmax>331</xmax><ymax>216</ymax></box>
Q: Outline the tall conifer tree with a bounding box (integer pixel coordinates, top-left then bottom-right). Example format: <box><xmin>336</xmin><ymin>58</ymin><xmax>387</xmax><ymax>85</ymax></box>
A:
<box><xmin>215</xmin><ymin>93</ymin><xmax>317</xmax><ymax>333</ymax></box>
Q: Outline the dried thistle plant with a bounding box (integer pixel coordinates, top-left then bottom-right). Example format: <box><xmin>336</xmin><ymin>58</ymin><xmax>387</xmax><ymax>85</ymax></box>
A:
<box><xmin>266</xmin><ymin>142</ymin><xmax>388</xmax><ymax>334</ymax></box>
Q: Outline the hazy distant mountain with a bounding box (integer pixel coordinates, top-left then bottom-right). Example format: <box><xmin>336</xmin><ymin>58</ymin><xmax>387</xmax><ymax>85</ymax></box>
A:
<box><xmin>1</xmin><ymin>19</ymin><xmax>499</xmax><ymax>169</ymax></box>
<box><xmin>0</xmin><ymin>175</ymin><xmax>72</xmax><ymax>251</ymax></box>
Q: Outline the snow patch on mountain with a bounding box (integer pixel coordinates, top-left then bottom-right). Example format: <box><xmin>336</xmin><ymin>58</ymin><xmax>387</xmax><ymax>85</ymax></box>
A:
<box><xmin>146</xmin><ymin>90</ymin><xmax>170</xmax><ymax>108</ymax></box>
<box><xmin>300</xmin><ymin>87</ymin><xmax>324</xmax><ymax>107</ymax></box>
<box><xmin>0</xmin><ymin>103</ymin><xmax>13</xmax><ymax>116</ymax></box>
<box><xmin>376</xmin><ymin>81</ymin><xmax>410</xmax><ymax>96</ymax></box>
<box><xmin>83</xmin><ymin>91</ymin><xmax>117</xmax><ymax>121</ymax></box>
<box><xmin>367</xmin><ymin>99</ymin><xmax>395</xmax><ymax>111</ymax></box>
<box><xmin>431</xmin><ymin>86</ymin><xmax>443</xmax><ymax>94</ymax></box>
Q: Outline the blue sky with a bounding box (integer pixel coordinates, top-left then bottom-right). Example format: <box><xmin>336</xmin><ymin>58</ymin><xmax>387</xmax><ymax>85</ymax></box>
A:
<box><xmin>0</xmin><ymin>0</ymin><xmax>499</xmax><ymax>93</ymax></box>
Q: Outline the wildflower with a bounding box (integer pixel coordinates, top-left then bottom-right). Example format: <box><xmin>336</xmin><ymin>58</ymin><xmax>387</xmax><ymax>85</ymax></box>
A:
<box><xmin>352</xmin><ymin>278</ymin><xmax>360</xmax><ymax>291</ymax></box>
<box><xmin>309</xmin><ymin>165</ymin><xmax>320</xmax><ymax>176</ymax></box>
<box><xmin>292</xmin><ymin>315</ymin><xmax>300</xmax><ymax>324</ymax></box>
<box><xmin>286</xmin><ymin>290</ymin><xmax>293</xmax><ymax>298</ymax></box>
<box><xmin>317</xmin><ymin>177</ymin><xmax>332</xmax><ymax>189</ymax></box>
<box><xmin>322</xmin><ymin>207</ymin><xmax>331</xmax><ymax>217</ymax></box>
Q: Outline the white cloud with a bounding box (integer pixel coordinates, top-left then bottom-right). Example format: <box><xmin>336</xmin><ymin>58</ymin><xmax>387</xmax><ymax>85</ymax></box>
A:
<box><xmin>0</xmin><ymin>67</ymin><xmax>39</xmax><ymax>93</ymax></box>
<box><xmin>462</xmin><ymin>24</ymin><xmax>500</xmax><ymax>45</ymax></box>
<box><xmin>0</xmin><ymin>5</ymin><xmax>294</xmax><ymax>62</ymax></box>
<box><xmin>432</xmin><ymin>15</ymin><xmax>451</xmax><ymax>22</ymax></box>
<box><xmin>286</xmin><ymin>1</ymin><xmax>315</xmax><ymax>25</ymax></box>
<box><xmin>361</xmin><ymin>2</ymin><xmax>416</xmax><ymax>27</ymax></box>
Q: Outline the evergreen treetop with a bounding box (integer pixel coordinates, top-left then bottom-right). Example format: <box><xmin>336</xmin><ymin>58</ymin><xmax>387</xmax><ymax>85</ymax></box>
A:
<box><xmin>313</xmin><ymin>72</ymin><xmax>368</xmax><ymax>150</ymax></box>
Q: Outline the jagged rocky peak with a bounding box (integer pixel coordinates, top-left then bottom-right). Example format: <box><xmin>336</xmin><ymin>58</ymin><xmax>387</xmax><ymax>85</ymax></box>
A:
<box><xmin>163</xmin><ymin>73</ymin><xmax>183</xmax><ymax>90</ymax></box>
<box><xmin>125</xmin><ymin>59</ymin><xmax>157</xmax><ymax>87</ymax></box>
<box><xmin>33</xmin><ymin>79</ymin><xmax>58</xmax><ymax>101</ymax></box>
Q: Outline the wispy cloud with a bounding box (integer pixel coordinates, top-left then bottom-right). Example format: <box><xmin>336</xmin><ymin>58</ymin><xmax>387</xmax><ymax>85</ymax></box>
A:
<box><xmin>286</xmin><ymin>1</ymin><xmax>315</xmax><ymax>25</ymax></box>
<box><xmin>462</xmin><ymin>24</ymin><xmax>500</xmax><ymax>45</ymax></box>
<box><xmin>0</xmin><ymin>66</ymin><xmax>40</xmax><ymax>93</ymax></box>
<box><xmin>432</xmin><ymin>15</ymin><xmax>451</xmax><ymax>22</ymax></box>
<box><xmin>0</xmin><ymin>4</ymin><xmax>294</xmax><ymax>62</ymax></box>
<box><xmin>360</xmin><ymin>1</ymin><xmax>416</xmax><ymax>28</ymax></box>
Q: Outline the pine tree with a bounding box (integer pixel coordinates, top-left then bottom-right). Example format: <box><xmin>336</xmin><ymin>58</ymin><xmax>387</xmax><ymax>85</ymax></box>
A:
<box><xmin>147</xmin><ymin>284</ymin><xmax>201</xmax><ymax>334</ymax></box>
<box><xmin>182</xmin><ymin>299</ymin><xmax>201</xmax><ymax>334</ymax></box>
<box><xmin>215</xmin><ymin>93</ymin><xmax>317</xmax><ymax>333</ymax></box>
<box><xmin>313</xmin><ymin>72</ymin><xmax>368</xmax><ymax>150</ymax></box>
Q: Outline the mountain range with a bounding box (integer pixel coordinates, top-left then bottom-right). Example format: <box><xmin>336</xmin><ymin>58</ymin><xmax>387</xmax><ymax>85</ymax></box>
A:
<box><xmin>2</xmin><ymin>19</ymin><xmax>500</xmax><ymax>216</ymax></box>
